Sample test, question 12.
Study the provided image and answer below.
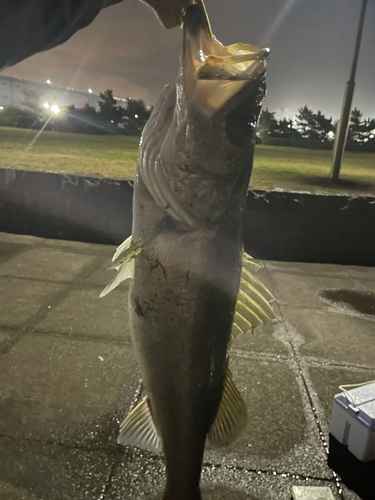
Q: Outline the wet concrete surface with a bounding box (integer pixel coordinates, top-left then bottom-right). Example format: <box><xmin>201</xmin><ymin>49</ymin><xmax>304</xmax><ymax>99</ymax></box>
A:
<box><xmin>318</xmin><ymin>289</ymin><xmax>375</xmax><ymax>317</ymax></box>
<box><xmin>0</xmin><ymin>232</ymin><xmax>375</xmax><ymax>499</ymax></box>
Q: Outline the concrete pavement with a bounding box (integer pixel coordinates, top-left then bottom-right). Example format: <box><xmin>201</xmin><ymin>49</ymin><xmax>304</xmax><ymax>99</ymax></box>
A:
<box><xmin>0</xmin><ymin>231</ymin><xmax>374</xmax><ymax>500</ymax></box>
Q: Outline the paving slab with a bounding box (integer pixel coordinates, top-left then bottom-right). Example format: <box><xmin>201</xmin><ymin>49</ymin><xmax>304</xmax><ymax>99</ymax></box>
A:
<box><xmin>78</xmin><ymin>255</ymin><xmax>121</xmax><ymax>288</ymax></box>
<box><xmin>34</xmin><ymin>286</ymin><xmax>131</xmax><ymax>339</ymax></box>
<box><xmin>231</xmin><ymin>313</ymin><xmax>289</xmax><ymax>355</ymax></box>
<box><xmin>106</xmin><ymin>447</ymin><xmax>340</xmax><ymax>500</ymax></box>
<box><xmin>361</xmin><ymin>280</ymin><xmax>375</xmax><ymax>292</ymax></box>
<box><xmin>267</xmin><ymin>272</ymin><xmax>357</xmax><ymax>308</ymax></box>
<box><xmin>223</xmin><ymin>356</ymin><xmax>306</xmax><ymax>459</ymax></box>
<box><xmin>345</xmin><ymin>266</ymin><xmax>375</xmax><ymax>280</ymax></box>
<box><xmin>0</xmin><ymin>436</ymin><xmax>119</xmax><ymax>500</ymax></box>
<box><xmin>308</xmin><ymin>366</ymin><xmax>375</xmax><ymax>422</ymax></box>
<box><xmin>0</xmin><ymin>277</ymin><xmax>65</xmax><ymax>327</ymax></box>
<box><xmin>0</xmin><ymin>333</ymin><xmax>137</xmax><ymax>442</ymax></box>
<box><xmin>1</xmin><ymin>233</ymin><xmax>374</xmax><ymax>500</ymax></box>
<box><xmin>0</xmin><ymin>331</ymin><xmax>10</xmax><ymax>344</ymax></box>
<box><xmin>282</xmin><ymin>305</ymin><xmax>375</xmax><ymax>366</ymax></box>
<box><xmin>0</xmin><ymin>241</ymin><xmax>29</xmax><ymax>264</ymax></box>
<box><xmin>39</xmin><ymin>237</ymin><xmax>116</xmax><ymax>256</ymax></box>
<box><xmin>206</xmin><ymin>354</ymin><xmax>332</xmax><ymax>480</ymax></box>
<box><xmin>0</xmin><ymin>248</ymin><xmax>97</xmax><ymax>282</ymax></box>
<box><xmin>0</xmin><ymin>232</ymin><xmax>42</xmax><ymax>245</ymax></box>
<box><xmin>0</xmin><ymin>479</ymin><xmax>43</xmax><ymax>500</ymax></box>
<box><xmin>264</xmin><ymin>261</ymin><xmax>351</xmax><ymax>278</ymax></box>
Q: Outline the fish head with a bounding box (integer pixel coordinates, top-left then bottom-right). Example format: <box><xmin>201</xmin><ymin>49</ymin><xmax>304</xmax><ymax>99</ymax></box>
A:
<box><xmin>141</xmin><ymin>1</ymin><xmax>269</xmax><ymax>226</ymax></box>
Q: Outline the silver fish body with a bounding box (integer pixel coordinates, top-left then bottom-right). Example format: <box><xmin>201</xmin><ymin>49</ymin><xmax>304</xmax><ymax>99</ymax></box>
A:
<box><xmin>130</xmin><ymin>174</ymin><xmax>243</xmax><ymax>499</ymax></box>
<box><xmin>102</xmin><ymin>3</ymin><xmax>272</xmax><ymax>499</ymax></box>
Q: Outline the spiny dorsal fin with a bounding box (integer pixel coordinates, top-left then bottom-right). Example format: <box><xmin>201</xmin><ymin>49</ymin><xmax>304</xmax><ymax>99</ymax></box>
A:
<box><xmin>100</xmin><ymin>219</ymin><xmax>169</xmax><ymax>298</ymax></box>
<box><xmin>117</xmin><ymin>397</ymin><xmax>162</xmax><ymax>453</ymax></box>
<box><xmin>99</xmin><ymin>235</ymin><xmax>139</xmax><ymax>297</ymax></box>
<box><xmin>100</xmin><ymin>259</ymin><xmax>134</xmax><ymax>298</ymax></box>
<box><xmin>112</xmin><ymin>235</ymin><xmax>132</xmax><ymax>262</ymax></box>
<box><xmin>231</xmin><ymin>253</ymin><xmax>280</xmax><ymax>336</ymax></box>
<box><xmin>207</xmin><ymin>368</ymin><xmax>247</xmax><ymax>448</ymax></box>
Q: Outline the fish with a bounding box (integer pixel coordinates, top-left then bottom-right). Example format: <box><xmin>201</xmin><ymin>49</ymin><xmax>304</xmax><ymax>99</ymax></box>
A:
<box><xmin>100</xmin><ymin>1</ymin><xmax>277</xmax><ymax>498</ymax></box>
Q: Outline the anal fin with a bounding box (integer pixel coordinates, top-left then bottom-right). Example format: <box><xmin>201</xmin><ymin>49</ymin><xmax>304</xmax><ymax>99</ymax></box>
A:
<box><xmin>207</xmin><ymin>368</ymin><xmax>247</xmax><ymax>448</ymax></box>
<box><xmin>117</xmin><ymin>397</ymin><xmax>162</xmax><ymax>453</ymax></box>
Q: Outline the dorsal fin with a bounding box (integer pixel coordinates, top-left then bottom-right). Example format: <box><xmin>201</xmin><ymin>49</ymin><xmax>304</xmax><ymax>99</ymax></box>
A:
<box><xmin>117</xmin><ymin>397</ymin><xmax>162</xmax><ymax>453</ymax></box>
<box><xmin>100</xmin><ymin>220</ymin><xmax>169</xmax><ymax>298</ymax></box>
<box><xmin>207</xmin><ymin>367</ymin><xmax>247</xmax><ymax>448</ymax></box>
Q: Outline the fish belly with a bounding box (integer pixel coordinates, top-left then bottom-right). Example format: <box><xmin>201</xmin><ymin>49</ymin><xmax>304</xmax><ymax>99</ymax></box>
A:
<box><xmin>130</xmin><ymin>176</ymin><xmax>242</xmax><ymax>498</ymax></box>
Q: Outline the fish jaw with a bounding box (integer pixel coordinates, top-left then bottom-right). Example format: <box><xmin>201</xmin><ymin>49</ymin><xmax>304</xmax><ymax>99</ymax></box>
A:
<box><xmin>180</xmin><ymin>2</ymin><xmax>269</xmax><ymax>111</ymax></box>
<box><xmin>154</xmin><ymin>3</ymin><xmax>269</xmax><ymax>227</ymax></box>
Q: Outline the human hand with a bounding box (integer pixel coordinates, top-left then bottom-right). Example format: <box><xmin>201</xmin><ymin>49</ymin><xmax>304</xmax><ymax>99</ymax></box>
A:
<box><xmin>141</xmin><ymin>0</ymin><xmax>195</xmax><ymax>28</ymax></box>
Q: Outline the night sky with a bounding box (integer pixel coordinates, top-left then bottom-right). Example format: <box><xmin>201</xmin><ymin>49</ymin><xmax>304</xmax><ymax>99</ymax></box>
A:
<box><xmin>2</xmin><ymin>0</ymin><xmax>374</xmax><ymax>120</ymax></box>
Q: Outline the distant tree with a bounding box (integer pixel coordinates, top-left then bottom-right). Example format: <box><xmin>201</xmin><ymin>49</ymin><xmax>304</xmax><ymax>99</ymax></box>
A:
<box><xmin>257</xmin><ymin>108</ymin><xmax>277</xmax><ymax>144</ymax></box>
<box><xmin>348</xmin><ymin>107</ymin><xmax>368</xmax><ymax>143</ymax></box>
<box><xmin>122</xmin><ymin>99</ymin><xmax>152</xmax><ymax>134</ymax></box>
<box><xmin>98</xmin><ymin>89</ymin><xmax>124</xmax><ymax>126</ymax></box>
<box><xmin>295</xmin><ymin>106</ymin><xmax>333</xmax><ymax>141</ymax></box>
<box><xmin>64</xmin><ymin>103</ymin><xmax>112</xmax><ymax>134</ymax></box>
<box><xmin>314</xmin><ymin>110</ymin><xmax>333</xmax><ymax>141</ymax></box>
<box><xmin>366</xmin><ymin>119</ymin><xmax>375</xmax><ymax>146</ymax></box>
<box><xmin>78</xmin><ymin>103</ymin><xmax>99</xmax><ymax>118</ymax></box>
<box><xmin>295</xmin><ymin>106</ymin><xmax>316</xmax><ymax>139</ymax></box>
<box><xmin>0</xmin><ymin>106</ymin><xmax>35</xmax><ymax>128</ymax></box>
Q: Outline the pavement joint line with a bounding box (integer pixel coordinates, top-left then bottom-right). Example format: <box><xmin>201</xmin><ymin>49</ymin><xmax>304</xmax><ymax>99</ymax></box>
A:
<box><xmin>265</xmin><ymin>269</ymin><xmax>352</xmax><ymax>279</ymax></box>
<box><xmin>0</xmin><ymin>324</ymin><xmax>28</xmax><ymax>333</ymax></box>
<box><xmin>202</xmin><ymin>460</ymin><xmax>335</xmax><ymax>484</ymax></box>
<box><xmin>0</xmin><ymin>330</ymin><xmax>28</xmax><ymax>357</ymax></box>
<box><xmin>0</xmin><ymin>432</ymin><xmax>121</xmax><ymax>454</ymax></box>
<box><xmin>230</xmin><ymin>349</ymin><xmax>291</xmax><ymax>362</ymax></box>
<box><xmin>73</xmin><ymin>254</ymin><xmax>110</xmax><ymax>281</ymax></box>
<box><xmin>17</xmin><ymin>283</ymin><xmax>73</xmax><ymax>332</ymax></box>
<box><xmin>35</xmin><ymin>240</ymin><xmax>115</xmax><ymax>257</ymax></box>
<box><xmin>24</xmin><ymin>328</ymin><xmax>130</xmax><ymax>344</ymax></box>
<box><xmin>304</xmin><ymin>356</ymin><xmax>375</xmax><ymax>372</ymax></box>
<box><xmin>278</xmin><ymin>302</ymin><xmax>335</xmax><ymax>312</ymax></box>
<box><xmin>0</xmin><ymin>273</ymin><xmax>105</xmax><ymax>288</ymax></box>
<box><xmin>99</xmin><ymin>454</ymin><xmax>123</xmax><ymax>500</ymax></box>
<box><xmin>228</xmin><ymin>347</ymin><xmax>375</xmax><ymax>374</ymax></box>
<box><xmin>0</xmin><ymin>243</ymin><xmax>39</xmax><ymax>265</ymax></box>
<box><xmin>288</xmin><ymin>341</ymin><xmax>344</xmax><ymax>499</ymax></box>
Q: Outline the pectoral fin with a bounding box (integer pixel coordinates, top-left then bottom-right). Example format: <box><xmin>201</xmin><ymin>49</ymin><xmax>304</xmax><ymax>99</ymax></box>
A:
<box><xmin>207</xmin><ymin>368</ymin><xmax>247</xmax><ymax>448</ymax></box>
<box><xmin>117</xmin><ymin>397</ymin><xmax>162</xmax><ymax>453</ymax></box>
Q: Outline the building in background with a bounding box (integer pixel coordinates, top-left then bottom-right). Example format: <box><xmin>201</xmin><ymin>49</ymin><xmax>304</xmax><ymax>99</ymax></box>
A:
<box><xmin>0</xmin><ymin>75</ymin><xmax>128</xmax><ymax>111</ymax></box>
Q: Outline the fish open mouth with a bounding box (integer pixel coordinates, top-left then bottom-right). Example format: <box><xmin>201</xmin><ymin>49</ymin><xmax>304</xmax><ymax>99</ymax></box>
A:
<box><xmin>181</xmin><ymin>0</ymin><xmax>270</xmax><ymax>110</ymax></box>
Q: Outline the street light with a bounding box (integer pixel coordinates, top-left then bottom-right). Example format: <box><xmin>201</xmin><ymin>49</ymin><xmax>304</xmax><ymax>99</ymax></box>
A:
<box><xmin>88</xmin><ymin>88</ymin><xmax>93</xmax><ymax>93</ymax></box>
<box><xmin>46</xmin><ymin>79</ymin><xmax>51</xmax><ymax>84</ymax></box>
<box><xmin>330</xmin><ymin>0</ymin><xmax>368</xmax><ymax>181</ymax></box>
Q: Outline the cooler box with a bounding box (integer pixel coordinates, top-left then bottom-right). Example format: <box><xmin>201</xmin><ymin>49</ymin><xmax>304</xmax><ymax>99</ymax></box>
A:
<box><xmin>330</xmin><ymin>382</ymin><xmax>375</xmax><ymax>462</ymax></box>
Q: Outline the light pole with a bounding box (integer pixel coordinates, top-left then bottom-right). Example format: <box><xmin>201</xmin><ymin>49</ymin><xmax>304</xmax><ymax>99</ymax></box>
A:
<box><xmin>330</xmin><ymin>0</ymin><xmax>368</xmax><ymax>181</ymax></box>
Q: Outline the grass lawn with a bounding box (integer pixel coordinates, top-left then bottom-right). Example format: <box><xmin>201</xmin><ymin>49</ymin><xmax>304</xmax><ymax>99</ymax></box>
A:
<box><xmin>1</xmin><ymin>126</ymin><xmax>374</xmax><ymax>195</ymax></box>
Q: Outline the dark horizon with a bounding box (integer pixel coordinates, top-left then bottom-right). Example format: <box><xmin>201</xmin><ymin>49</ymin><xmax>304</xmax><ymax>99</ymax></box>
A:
<box><xmin>1</xmin><ymin>0</ymin><xmax>374</xmax><ymax>120</ymax></box>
